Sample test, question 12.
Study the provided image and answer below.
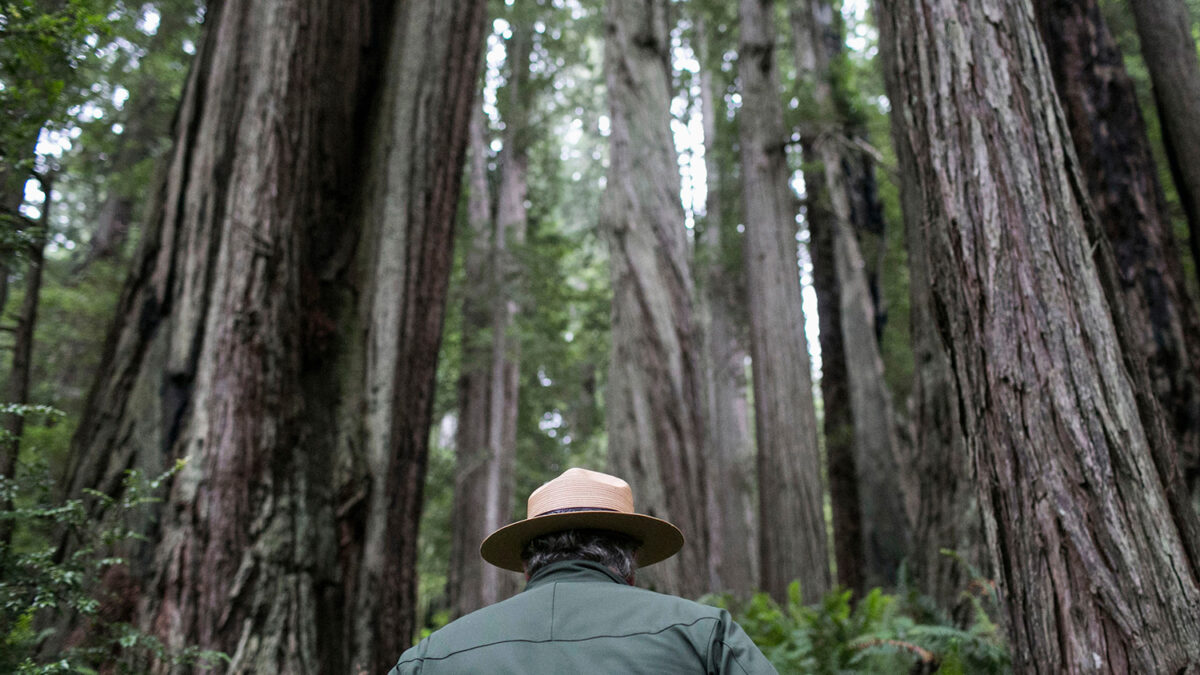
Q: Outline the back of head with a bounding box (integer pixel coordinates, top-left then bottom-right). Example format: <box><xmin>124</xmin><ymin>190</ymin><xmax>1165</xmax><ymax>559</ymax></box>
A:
<box><xmin>520</xmin><ymin>528</ymin><xmax>639</xmax><ymax>580</ymax></box>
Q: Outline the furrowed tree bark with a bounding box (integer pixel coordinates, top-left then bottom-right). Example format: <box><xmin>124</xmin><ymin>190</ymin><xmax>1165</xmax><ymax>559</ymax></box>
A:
<box><xmin>58</xmin><ymin>0</ymin><xmax>487</xmax><ymax>672</ymax></box>
<box><xmin>601</xmin><ymin>0</ymin><xmax>714</xmax><ymax>598</ymax></box>
<box><xmin>344</xmin><ymin>1</ymin><xmax>487</xmax><ymax>672</ymax></box>
<box><xmin>57</xmin><ymin>1</ymin><xmax>380</xmax><ymax>670</ymax></box>
<box><xmin>791</xmin><ymin>0</ymin><xmax>909</xmax><ymax>594</ymax></box>
<box><xmin>1127</xmin><ymin>0</ymin><xmax>1200</xmax><ymax>281</ymax></box>
<box><xmin>902</xmin><ymin>176</ymin><xmax>987</xmax><ymax>618</ymax></box>
<box><xmin>693</xmin><ymin>15</ymin><xmax>758</xmax><ymax>599</ymax></box>
<box><xmin>877</xmin><ymin>0</ymin><xmax>1200</xmax><ymax>669</ymax></box>
<box><xmin>739</xmin><ymin>0</ymin><xmax>831</xmax><ymax>604</ymax></box>
<box><xmin>0</xmin><ymin>178</ymin><xmax>50</xmax><ymax>545</ymax></box>
<box><xmin>1034</xmin><ymin>0</ymin><xmax>1200</xmax><ymax>498</ymax></box>
<box><xmin>879</xmin><ymin>9</ymin><xmax>986</xmax><ymax>618</ymax></box>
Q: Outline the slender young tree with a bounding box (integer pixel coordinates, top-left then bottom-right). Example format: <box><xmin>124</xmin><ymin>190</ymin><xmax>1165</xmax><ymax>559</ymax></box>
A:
<box><xmin>601</xmin><ymin>0</ymin><xmax>714</xmax><ymax>598</ymax></box>
<box><xmin>59</xmin><ymin>0</ymin><xmax>487</xmax><ymax>671</ymax></box>
<box><xmin>878</xmin><ymin>0</ymin><xmax>1200</xmax><ymax>669</ymax></box>
<box><xmin>739</xmin><ymin>0</ymin><xmax>831</xmax><ymax>604</ymax></box>
<box><xmin>1128</xmin><ymin>0</ymin><xmax>1200</xmax><ymax>278</ymax></box>
<box><xmin>1034</xmin><ymin>0</ymin><xmax>1200</xmax><ymax>496</ymax></box>
<box><xmin>0</xmin><ymin>175</ymin><xmax>51</xmax><ymax>545</ymax></box>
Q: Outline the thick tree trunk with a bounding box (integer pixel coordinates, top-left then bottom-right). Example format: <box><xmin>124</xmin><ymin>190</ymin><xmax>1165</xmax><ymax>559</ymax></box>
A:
<box><xmin>878</xmin><ymin>0</ymin><xmax>1200</xmax><ymax>670</ymax></box>
<box><xmin>1127</xmin><ymin>0</ymin><xmax>1200</xmax><ymax>282</ymax></box>
<box><xmin>879</xmin><ymin>7</ymin><xmax>986</xmax><ymax>618</ymax></box>
<box><xmin>694</xmin><ymin>16</ymin><xmax>758</xmax><ymax>599</ymax></box>
<box><xmin>343</xmin><ymin>2</ymin><xmax>486</xmax><ymax>672</ymax></box>
<box><xmin>0</xmin><ymin>180</ymin><xmax>50</xmax><ymax>544</ymax></box>
<box><xmin>59</xmin><ymin>1</ymin><xmax>486</xmax><ymax>672</ymax></box>
<box><xmin>61</xmin><ymin>2</ymin><xmax>379</xmax><ymax>671</ymax></box>
<box><xmin>1035</xmin><ymin>0</ymin><xmax>1200</xmax><ymax>499</ymax></box>
<box><xmin>902</xmin><ymin>187</ymin><xmax>987</xmax><ymax>617</ymax></box>
<box><xmin>601</xmin><ymin>0</ymin><xmax>713</xmax><ymax>598</ymax></box>
<box><xmin>738</xmin><ymin>0</ymin><xmax>831</xmax><ymax>604</ymax></box>
<box><xmin>791</xmin><ymin>0</ymin><xmax>910</xmax><ymax>594</ymax></box>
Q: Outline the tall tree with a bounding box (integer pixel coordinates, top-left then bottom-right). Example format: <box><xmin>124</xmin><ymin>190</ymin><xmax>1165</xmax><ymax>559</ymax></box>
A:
<box><xmin>448</xmin><ymin>20</ymin><xmax>533</xmax><ymax>617</ymax></box>
<box><xmin>336</xmin><ymin>1</ymin><xmax>486</xmax><ymax>671</ymax></box>
<box><xmin>1035</xmin><ymin>0</ymin><xmax>1200</xmax><ymax>496</ymax></box>
<box><xmin>1127</xmin><ymin>0</ymin><xmax>1200</xmax><ymax>279</ymax></box>
<box><xmin>790</xmin><ymin>0</ymin><xmax>910</xmax><ymax>594</ymax></box>
<box><xmin>693</xmin><ymin>12</ymin><xmax>759</xmax><ymax>598</ymax></box>
<box><xmin>878</xmin><ymin>0</ymin><xmax>1200</xmax><ymax>669</ymax></box>
<box><xmin>448</xmin><ymin>106</ymin><xmax>498</xmax><ymax>620</ymax></box>
<box><xmin>738</xmin><ymin>0</ymin><xmax>831</xmax><ymax>604</ymax></box>
<box><xmin>58</xmin><ymin>0</ymin><xmax>487</xmax><ymax>671</ymax></box>
<box><xmin>601</xmin><ymin>0</ymin><xmax>714</xmax><ymax>598</ymax></box>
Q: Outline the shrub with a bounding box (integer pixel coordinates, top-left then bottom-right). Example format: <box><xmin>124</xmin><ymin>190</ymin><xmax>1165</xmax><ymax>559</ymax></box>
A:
<box><xmin>704</xmin><ymin>579</ymin><xmax>1009</xmax><ymax>674</ymax></box>
<box><xmin>0</xmin><ymin>409</ymin><xmax>226</xmax><ymax>673</ymax></box>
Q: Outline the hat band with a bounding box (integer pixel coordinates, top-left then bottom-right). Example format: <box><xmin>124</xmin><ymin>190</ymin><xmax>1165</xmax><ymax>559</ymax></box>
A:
<box><xmin>538</xmin><ymin>506</ymin><xmax>621</xmax><ymax>516</ymax></box>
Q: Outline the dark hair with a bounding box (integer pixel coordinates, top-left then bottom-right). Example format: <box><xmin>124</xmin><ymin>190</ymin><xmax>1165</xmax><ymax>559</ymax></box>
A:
<box><xmin>520</xmin><ymin>529</ymin><xmax>640</xmax><ymax>579</ymax></box>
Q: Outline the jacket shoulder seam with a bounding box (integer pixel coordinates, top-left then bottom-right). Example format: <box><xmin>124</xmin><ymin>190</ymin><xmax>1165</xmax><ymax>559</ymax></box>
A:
<box><xmin>407</xmin><ymin>615</ymin><xmax>722</xmax><ymax>664</ymax></box>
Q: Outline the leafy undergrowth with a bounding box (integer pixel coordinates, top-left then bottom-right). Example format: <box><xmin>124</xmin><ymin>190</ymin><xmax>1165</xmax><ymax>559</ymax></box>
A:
<box><xmin>0</xmin><ymin>414</ymin><xmax>226</xmax><ymax>674</ymax></box>
<box><xmin>704</xmin><ymin>578</ymin><xmax>1009</xmax><ymax>674</ymax></box>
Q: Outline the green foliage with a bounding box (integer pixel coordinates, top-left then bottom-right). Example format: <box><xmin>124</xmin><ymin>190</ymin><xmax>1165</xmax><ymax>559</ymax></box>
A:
<box><xmin>704</xmin><ymin>582</ymin><xmax>1009</xmax><ymax>674</ymax></box>
<box><xmin>0</xmin><ymin>435</ymin><xmax>225</xmax><ymax>673</ymax></box>
<box><xmin>0</xmin><ymin>0</ymin><xmax>114</xmax><ymax>171</ymax></box>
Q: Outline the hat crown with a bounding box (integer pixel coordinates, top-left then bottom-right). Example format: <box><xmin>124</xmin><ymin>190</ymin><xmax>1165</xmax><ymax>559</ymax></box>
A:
<box><xmin>527</xmin><ymin>468</ymin><xmax>635</xmax><ymax>518</ymax></box>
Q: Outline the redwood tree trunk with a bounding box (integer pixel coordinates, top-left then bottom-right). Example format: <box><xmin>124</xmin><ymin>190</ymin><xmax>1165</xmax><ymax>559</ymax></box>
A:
<box><xmin>482</xmin><ymin>22</ymin><xmax>531</xmax><ymax>606</ymax></box>
<box><xmin>882</xmin><ymin>18</ymin><xmax>986</xmax><ymax>619</ymax></box>
<box><xmin>878</xmin><ymin>0</ymin><xmax>1200</xmax><ymax>670</ymax></box>
<box><xmin>448</xmin><ymin>106</ymin><xmax>497</xmax><ymax>619</ymax></box>
<box><xmin>739</xmin><ymin>0</ymin><xmax>831</xmax><ymax>604</ymax></box>
<box><xmin>1034</xmin><ymin>0</ymin><xmax>1200</xmax><ymax>497</ymax></box>
<box><xmin>344</xmin><ymin>1</ymin><xmax>487</xmax><ymax>672</ymax></box>
<box><xmin>601</xmin><ymin>0</ymin><xmax>713</xmax><ymax>598</ymax></box>
<box><xmin>58</xmin><ymin>0</ymin><xmax>486</xmax><ymax>672</ymax></box>
<box><xmin>694</xmin><ymin>15</ymin><xmax>758</xmax><ymax>599</ymax></box>
<box><xmin>1127</xmin><ymin>0</ymin><xmax>1200</xmax><ymax>283</ymax></box>
<box><xmin>791</xmin><ymin>0</ymin><xmax>910</xmax><ymax>594</ymax></box>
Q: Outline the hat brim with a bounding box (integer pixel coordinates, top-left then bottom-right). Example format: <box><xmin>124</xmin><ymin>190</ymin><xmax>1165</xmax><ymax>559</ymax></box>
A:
<box><xmin>479</xmin><ymin>511</ymin><xmax>685</xmax><ymax>573</ymax></box>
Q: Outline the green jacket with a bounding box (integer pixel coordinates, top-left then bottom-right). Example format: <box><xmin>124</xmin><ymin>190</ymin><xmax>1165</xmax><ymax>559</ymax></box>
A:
<box><xmin>389</xmin><ymin>560</ymin><xmax>777</xmax><ymax>674</ymax></box>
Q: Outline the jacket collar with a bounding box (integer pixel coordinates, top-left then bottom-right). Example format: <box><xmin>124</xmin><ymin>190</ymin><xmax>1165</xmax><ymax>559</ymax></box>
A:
<box><xmin>524</xmin><ymin>559</ymin><xmax>630</xmax><ymax>590</ymax></box>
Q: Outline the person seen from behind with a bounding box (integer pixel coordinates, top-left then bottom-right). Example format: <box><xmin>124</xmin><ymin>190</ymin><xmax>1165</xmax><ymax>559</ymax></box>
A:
<box><xmin>388</xmin><ymin>467</ymin><xmax>778</xmax><ymax>674</ymax></box>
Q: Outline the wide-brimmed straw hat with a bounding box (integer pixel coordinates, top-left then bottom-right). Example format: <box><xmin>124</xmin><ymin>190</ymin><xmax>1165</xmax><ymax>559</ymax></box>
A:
<box><xmin>479</xmin><ymin>467</ymin><xmax>685</xmax><ymax>572</ymax></box>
